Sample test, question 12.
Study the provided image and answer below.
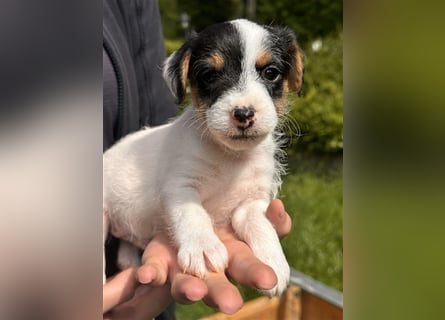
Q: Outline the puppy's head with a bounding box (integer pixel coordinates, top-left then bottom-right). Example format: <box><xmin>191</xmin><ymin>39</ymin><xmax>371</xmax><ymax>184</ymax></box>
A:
<box><xmin>163</xmin><ymin>19</ymin><xmax>303</xmax><ymax>151</ymax></box>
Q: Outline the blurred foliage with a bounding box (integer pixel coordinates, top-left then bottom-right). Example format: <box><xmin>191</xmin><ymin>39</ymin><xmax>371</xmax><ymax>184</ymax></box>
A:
<box><xmin>160</xmin><ymin>0</ymin><xmax>342</xmax><ymax>47</ymax></box>
<box><xmin>177</xmin><ymin>0</ymin><xmax>242</xmax><ymax>32</ymax></box>
<box><xmin>286</xmin><ymin>32</ymin><xmax>343</xmax><ymax>154</ymax></box>
<box><xmin>256</xmin><ymin>0</ymin><xmax>342</xmax><ymax>47</ymax></box>
<box><xmin>164</xmin><ymin>38</ymin><xmax>183</xmax><ymax>56</ymax></box>
<box><xmin>160</xmin><ymin>0</ymin><xmax>242</xmax><ymax>37</ymax></box>
<box><xmin>159</xmin><ymin>0</ymin><xmax>183</xmax><ymax>39</ymax></box>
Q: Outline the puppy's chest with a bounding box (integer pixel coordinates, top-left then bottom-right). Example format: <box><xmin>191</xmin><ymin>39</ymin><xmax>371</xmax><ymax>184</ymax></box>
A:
<box><xmin>198</xmin><ymin>156</ymin><xmax>274</xmax><ymax>223</ymax></box>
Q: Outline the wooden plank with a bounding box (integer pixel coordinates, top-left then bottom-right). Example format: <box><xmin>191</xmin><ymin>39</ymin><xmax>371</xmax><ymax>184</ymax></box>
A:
<box><xmin>301</xmin><ymin>291</ymin><xmax>343</xmax><ymax>320</ymax></box>
<box><xmin>200</xmin><ymin>296</ymin><xmax>280</xmax><ymax>320</ymax></box>
<box><xmin>201</xmin><ymin>279</ymin><xmax>343</xmax><ymax>320</ymax></box>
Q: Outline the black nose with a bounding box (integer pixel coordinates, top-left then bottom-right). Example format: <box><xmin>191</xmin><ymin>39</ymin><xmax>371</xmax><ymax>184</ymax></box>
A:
<box><xmin>233</xmin><ymin>106</ymin><xmax>255</xmax><ymax>123</ymax></box>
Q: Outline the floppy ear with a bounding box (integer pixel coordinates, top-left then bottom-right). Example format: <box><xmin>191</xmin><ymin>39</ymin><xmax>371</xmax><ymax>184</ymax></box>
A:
<box><xmin>288</xmin><ymin>43</ymin><xmax>304</xmax><ymax>94</ymax></box>
<box><xmin>163</xmin><ymin>44</ymin><xmax>192</xmax><ymax>104</ymax></box>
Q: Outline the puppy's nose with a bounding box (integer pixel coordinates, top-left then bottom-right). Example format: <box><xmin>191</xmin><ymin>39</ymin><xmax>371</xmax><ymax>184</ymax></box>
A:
<box><xmin>232</xmin><ymin>106</ymin><xmax>255</xmax><ymax>123</ymax></box>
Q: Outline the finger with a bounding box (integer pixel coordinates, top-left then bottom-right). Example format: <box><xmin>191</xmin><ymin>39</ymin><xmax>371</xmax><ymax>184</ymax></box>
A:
<box><xmin>202</xmin><ymin>272</ymin><xmax>243</xmax><ymax>314</ymax></box>
<box><xmin>104</xmin><ymin>284</ymin><xmax>172</xmax><ymax>320</ymax></box>
<box><xmin>103</xmin><ymin>267</ymin><xmax>138</xmax><ymax>313</ymax></box>
<box><xmin>265</xmin><ymin>199</ymin><xmax>292</xmax><ymax>239</ymax></box>
<box><xmin>225</xmin><ymin>239</ymin><xmax>277</xmax><ymax>291</ymax></box>
<box><xmin>138</xmin><ymin>233</ymin><xmax>175</xmax><ymax>285</ymax></box>
<box><xmin>170</xmin><ymin>271</ymin><xmax>208</xmax><ymax>304</ymax></box>
<box><xmin>136</xmin><ymin>264</ymin><xmax>163</xmax><ymax>285</ymax></box>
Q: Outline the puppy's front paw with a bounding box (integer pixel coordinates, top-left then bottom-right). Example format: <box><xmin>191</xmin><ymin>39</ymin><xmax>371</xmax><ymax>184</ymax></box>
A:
<box><xmin>232</xmin><ymin>202</ymin><xmax>290</xmax><ymax>296</ymax></box>
<box><xmin>177</xmin><ymin>232</ymin><xmax>228</xmax><ymax>278</ymax></box>
<box><xmin>250</xmin><ymin>239</ymin><xmax>290</xmax><ymax>296</ymax></box>
<box><xmin>260</xmin><ymin>255</ymin><xmax>290</xmax><ymax>296</ymax></box>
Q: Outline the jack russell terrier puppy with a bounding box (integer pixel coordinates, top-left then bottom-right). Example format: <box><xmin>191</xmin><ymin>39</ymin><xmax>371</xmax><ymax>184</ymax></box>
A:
<box><xmin>103</xmin><ymin>19</ymin><xmax>303</xmax><ymax>296</ymax></box>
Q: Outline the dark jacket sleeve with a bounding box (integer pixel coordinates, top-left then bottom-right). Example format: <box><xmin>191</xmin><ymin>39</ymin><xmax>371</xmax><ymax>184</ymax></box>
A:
<box><xmin>103</xmin><ymin>0</ymin><xmax>176</xmax><ymax>150</ymax></box>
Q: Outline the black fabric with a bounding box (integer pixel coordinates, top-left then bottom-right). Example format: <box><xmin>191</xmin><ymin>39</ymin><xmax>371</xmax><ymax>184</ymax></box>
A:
<box><xmin>103</xmin><ymin>1</ymin><xmax>177</xmax><ymax>319</ymax></box>
<box><xmin>103</xmin><ymin>48</ymin><xmax>118</xmax><ymax>152</ymax></box>
<box><xmin>103</xmin><ymin>0</ymin><xmax>140</xmax><ymax>149</ymax></box>
<box><xmin>103</xmin><ymin>0</ymin><xmax>176</xmax><ymax>152</ymax></box>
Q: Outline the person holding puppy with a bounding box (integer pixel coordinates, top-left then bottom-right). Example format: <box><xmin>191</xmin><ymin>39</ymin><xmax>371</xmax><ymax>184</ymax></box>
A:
<box><xmin>103</xmin><ymin>1</ymin><xmax>292</xmax><ymax>319</ymax></box>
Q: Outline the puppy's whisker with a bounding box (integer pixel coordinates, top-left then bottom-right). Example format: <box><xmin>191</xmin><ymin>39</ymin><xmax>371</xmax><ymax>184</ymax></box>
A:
<box><xmin>277</xmin><ymin>112</ymin><xmax>303</xmax><ymax>147</ymax></box>
<box><xmin>186</xmin><ymin>117</ymin><xmax>200</xmax><ymax>129</ymax></box>
<box><xmin>280</xmin><ymin>111</ymin><xmax>301</xmax><ymax>135</ymax></box>
<box><xmin>198</xmin><ymin>122</ymin><xmax>210</xmax><ymax>141</ymax></box>
<box><xmin>184</xmin><ymin>112</ymin><xmax>204</xmax><ymax>130</ymax></box>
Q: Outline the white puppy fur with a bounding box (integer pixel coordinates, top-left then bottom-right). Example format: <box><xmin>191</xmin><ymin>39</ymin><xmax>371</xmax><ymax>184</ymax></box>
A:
<box><xmin>103</xmin><ymin>19</ymin><xmax>303</xmax><ymax>296</ymax></box>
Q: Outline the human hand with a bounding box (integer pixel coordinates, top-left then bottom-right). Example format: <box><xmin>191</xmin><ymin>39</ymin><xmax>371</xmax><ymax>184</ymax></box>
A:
<box><xmin>102</xmin><ymin>265</ymin><xmax>172</xmax><ymax>320</ymax></box>
<box><xmin>138</xmin><ymin>199</ymin><xmax>291</xmax><ymax>314</ymax></box>
<box><xmin>103</xmin><ymin>199</ymin><xmax>291</xmax><ymax>318</ymax></box>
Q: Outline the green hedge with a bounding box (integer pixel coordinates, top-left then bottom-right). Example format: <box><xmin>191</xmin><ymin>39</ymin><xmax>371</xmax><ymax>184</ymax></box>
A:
<box><xmin>256</xmin><ymin>0</ymin><xmax>342</xmax><ymax>47</ymax></box>
<box><xmin>164</xmin><ymin>38</ymin><xmax>183</xmax><ymax>56</ymax></box>
<box><xmin>286</xmin><ymin>33</ymin><xmax>343</xmax><ymax>154</ymax></box>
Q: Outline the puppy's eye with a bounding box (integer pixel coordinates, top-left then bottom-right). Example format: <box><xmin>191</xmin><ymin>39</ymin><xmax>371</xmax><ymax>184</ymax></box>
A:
<box><xmin>199</xmin><ymin>71</ymin><xmax>215</xmax><ymax>84</ymax></box>
<box><xmin>261</xmin><ymin>66</ymin><xmax>282</xmax><ymax>82</ymax></box>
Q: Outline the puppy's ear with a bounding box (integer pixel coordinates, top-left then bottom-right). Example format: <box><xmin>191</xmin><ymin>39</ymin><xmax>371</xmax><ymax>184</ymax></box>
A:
<box><xmin>163</xmin><ymin>43</ymin><xmax>193</xmax><ymax>104</ymax></box>
<box><xmin>288</xmin><ymin>43</ymin><xmax>304</xmax><ymax>94</ymax></box>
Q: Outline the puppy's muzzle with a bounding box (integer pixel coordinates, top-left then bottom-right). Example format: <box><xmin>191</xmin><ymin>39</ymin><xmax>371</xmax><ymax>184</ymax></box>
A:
<box><xmin>232</xmin><ymin>106</ymin><xmax>256</xmax><ymax>130</ymax></box>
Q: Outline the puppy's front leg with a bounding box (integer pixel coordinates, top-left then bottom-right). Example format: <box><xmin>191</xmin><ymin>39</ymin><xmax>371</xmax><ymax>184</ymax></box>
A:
<box><xmin>164</xmin><ymin>188</ymin><xmax>228</xmax><ymax>278</ymax></box>
<box><xmin>232</xmin><ymin>200</ymin><xmax>290</xmax><ymax>296</ymax></box>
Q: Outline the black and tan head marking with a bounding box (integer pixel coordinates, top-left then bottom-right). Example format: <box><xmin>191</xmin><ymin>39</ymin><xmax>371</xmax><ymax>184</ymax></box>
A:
<box><xmin>163</xmin><ymin>19</ymin><xmax>304</xmax><ymax>151</ymax></box>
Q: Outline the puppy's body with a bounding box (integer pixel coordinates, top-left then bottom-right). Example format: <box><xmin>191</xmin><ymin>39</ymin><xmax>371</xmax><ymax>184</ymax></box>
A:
<box><xmin>104</xmin><ymin>107</ymin><xmax>279</xmax><ymax>243</ymax></box>
<box><xmin>103</xmin><ymin>19</ymin><xmax>303</xmax><ymax>296</ymax></box>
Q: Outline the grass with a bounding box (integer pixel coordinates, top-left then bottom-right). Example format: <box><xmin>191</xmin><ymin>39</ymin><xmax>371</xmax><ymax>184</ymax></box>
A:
<box><xmin>175</xmin><ymin>152</ymin><xmax>343</xmax><ymax>319</ymax></box>
<box><xmin>280</xmin><ymin>152</ymin><xmax>343</xmax><ymax>291</ymax></box>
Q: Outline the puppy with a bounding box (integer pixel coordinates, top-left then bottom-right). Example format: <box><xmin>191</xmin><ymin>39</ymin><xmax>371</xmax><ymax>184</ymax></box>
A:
<box><xmin>103</xmin><ymin>19</ymin><xmax>303</xmax><ymax>296</ymax></box>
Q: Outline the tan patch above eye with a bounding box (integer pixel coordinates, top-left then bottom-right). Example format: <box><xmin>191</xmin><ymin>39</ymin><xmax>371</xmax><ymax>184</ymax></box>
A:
<box><xmin>207</xmin><ymin>53</ymin><xmax>225</xmax><ymax>71</ymax></box>
<box><xmin>256</xmin><ymin>50</ymin><xmax>273</xmax><ymax>68</ymax></box>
